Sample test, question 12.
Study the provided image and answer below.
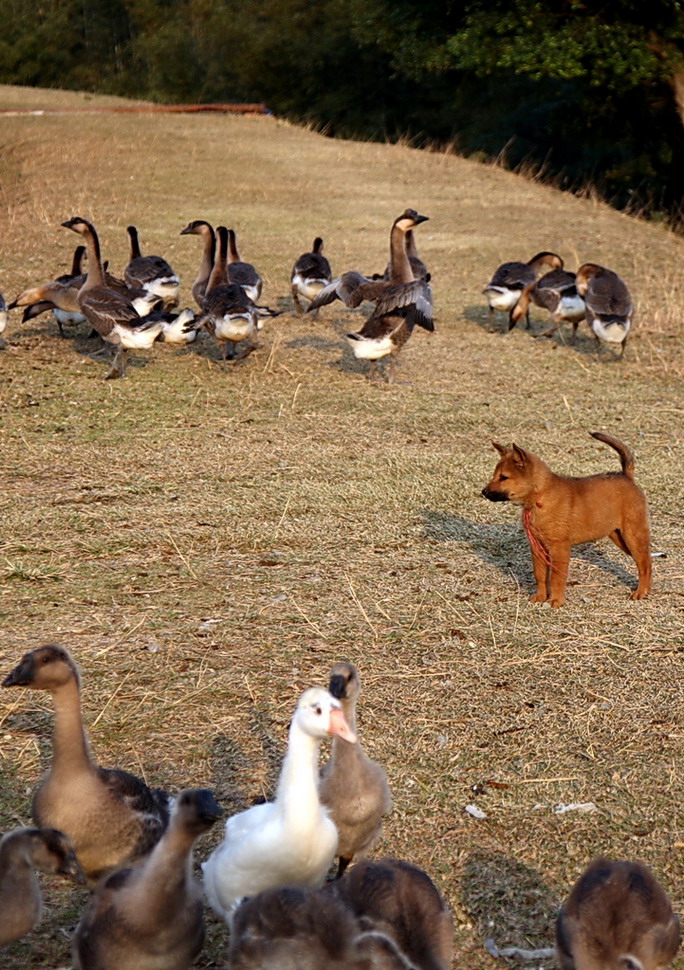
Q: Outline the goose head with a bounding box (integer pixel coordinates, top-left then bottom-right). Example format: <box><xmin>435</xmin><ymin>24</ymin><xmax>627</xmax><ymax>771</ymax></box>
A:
<box><xmin>328</xmin><ymin>662</ymin><xmax>361</xmax><ymax>703</ymax></box>
<box><xmin>394</xmin><ymin>209</ymin><xmax>429</xmax><ymax>233</ymax></box>
<box><xmin>180</xmin><ymin>220</ymin><xmax>214</xmax><ymax>237</ymax></box>
<box><xmin>61</xmin><ymin>217</ymin><xmax>96</xmax><ymax>238</ymax></box>
<box><xmin>2</xmin><ymin>644</ymin><xmax>80</xmax><ymax>692</ymax></box>
<box><xmin>574</xmin><ymin>262</ymin><xmax>603</xmax><ymax>296</ymax></box>
<box><xmin>173</xmin><ymin>788</ymin><xmax>223</xmax><ymax>836</ymax></box>
<box><xmin>293</xmin><ymin>687</ymin><xmax>357</xmax><ymax>743</ymax></box>
<box><xmin>27</xmin><ymin>828</ymin><xmax>85</xmax><ymax>882</ymax></box>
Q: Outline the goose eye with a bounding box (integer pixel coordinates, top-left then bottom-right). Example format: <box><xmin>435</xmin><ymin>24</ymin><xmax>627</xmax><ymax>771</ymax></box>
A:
<box><xmin>314</xmin><ymin>705</ymin><xmax>322</xmax><ymax>716</ymax></box>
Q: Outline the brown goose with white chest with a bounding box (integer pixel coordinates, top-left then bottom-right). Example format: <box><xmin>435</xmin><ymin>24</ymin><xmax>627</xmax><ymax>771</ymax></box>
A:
<box><xmin>2</xmin><ymin>645</ymin><xmax>172</xmax><ymax>883</ymax></box>
<box><xmin>124</xmin><ymin>225</ymin><xmax>180</xmax><ymax>308</ymax></box>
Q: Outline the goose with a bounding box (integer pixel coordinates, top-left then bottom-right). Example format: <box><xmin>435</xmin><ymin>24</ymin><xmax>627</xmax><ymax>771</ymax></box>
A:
<box><xmin>124</xmin><ymin>225</ymin><xmax>180</xmax><ymax>308</ymax></box>
<box><xmin>556</xmin><ymin>858</ymin><xmax>681</xmax><ymax>970</ymax></box>
<box><xmin>483</xmin><ymin>251</ymin><xmax>563</xmax><ymax>330</ymax></box>
<box><xmin>307</xmin><ymin>209</ymin><xmax>430</xmax><ymax>314</ymax></box>
<box><xmin>226</xmin><ymin>228</ymin><xmax>262</xmax><ymax>302</ymax></box>
<box><xmin>2</xmin><ymin>644</ymin><xmax>172</xmax><ymax>882</ymax></box>
<box><xmin>200</xmin><ymin>226</ymin><xmax>280</xmax><ymax>363</ymax></box>
<box><xmin>510</xmin><ymin>268</ymin><xmax>586</xmax><ymax>340</ymax></box>
<box><xmin>62</xmin><ymin>216</ymin><xmax>177</xmax><ymax>378</ymax></box>
<box><xmin>72</xmin><ymin>789</ymin><xmax>222</xmax><ymax>970</ymax></box>
<box><xmin>179</xmin><ymin>219</ymin><xmax>216</xmax><ymax>307</ymax></box>
<box><xmin>202</xmin><ymin>686</ymin><xmax>357</xmax><ymax>922</ymax></box>
<box><xmin>0</xmin><ymin>292</ymin><xmax>8</xmax><ymax>342</ymax></box>
<box><xmin>227</xmin><ymin>883</ymin><xmax>416</xmax><ymax>969</ymax></box>
<box><xmin>319</xmin><ymin>662</ymin><xmax>392</xmax><ymax>878</ymax></box>
<box><xmin>575</xmin><ymin>262</ymin><xmax>632</xmax><ymax>357</ymax></box>
<box><xmin>344</xmin><ymin>217</ymin><xmax>433</xmax><ymax>383</ymax></box>
<box><xmin>291</xmin><ymin>237</ymin><xmax>333</xmax><ymax>316</ymax></box>
<box><xmin>0</xmin><ymin>826</ymin><xmax>84</xmax><ymax>945</ymax></box>
<box><xmin>324</xmin><ymin>857</ymin><xmax>455</xmax><ymax>970</ymax></box>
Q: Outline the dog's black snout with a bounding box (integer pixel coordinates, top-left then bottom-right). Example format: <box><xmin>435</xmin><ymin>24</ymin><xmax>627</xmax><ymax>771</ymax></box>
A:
<box><xmin>482</xmin><ymin>488</ymin><xmax>509</xmax><ymax>502</ymax></box>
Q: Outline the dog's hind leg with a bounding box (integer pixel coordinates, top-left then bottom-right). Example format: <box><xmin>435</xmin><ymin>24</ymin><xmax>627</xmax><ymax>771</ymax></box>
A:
<box><xmin>610</xmin><ymin>528</ymin><xmax>652</xmax><ymax>599</ymax></box>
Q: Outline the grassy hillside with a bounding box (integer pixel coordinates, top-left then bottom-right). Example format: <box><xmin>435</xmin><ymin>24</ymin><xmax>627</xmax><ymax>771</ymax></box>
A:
<box><xmin>0</xmin><ymin>83</ymin><xmax>683</xmax><ymax>969</ymax></box>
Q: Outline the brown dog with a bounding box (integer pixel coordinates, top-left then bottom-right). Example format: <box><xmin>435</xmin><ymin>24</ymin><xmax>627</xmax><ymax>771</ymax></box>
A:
<box><xmin>482</xmin><ymin>432</ymin><xmax>651</xmax><ymax>607</ymax></box>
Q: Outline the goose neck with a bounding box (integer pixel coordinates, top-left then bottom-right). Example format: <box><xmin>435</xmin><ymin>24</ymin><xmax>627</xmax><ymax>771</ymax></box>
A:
<box><xmin>388</xmin><ymin>223</ymin><xmax>414</xmax><ymax>283</ymax></box>
<box><xmin>276</xmin><ymin>721</ymin><xmax>320</xmax><ymax>812</ymax></box>
<box><xmin>80</xmin><ymin>226</ymin><xmax>105</xmax><ymax>291</ymax></box>
<box><xmin>50</xmin><ymin>679</ymin><xmax>92</xmax><ymax>774</ymax></box>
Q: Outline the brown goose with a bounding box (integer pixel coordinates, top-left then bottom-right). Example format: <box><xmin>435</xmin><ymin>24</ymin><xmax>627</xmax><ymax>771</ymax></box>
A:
<box><xmin>556</xmin><ymin>858</ymin><xmax>681</xmax><ymax>970</ymax></box>
<box><xmin>0</xmin><ymin>827</ymin><xmax>84</xmax><ymax>945</ymax></box>
<box><xmin>200</xmin><ymin>226</ymin><xmax>280</xmax><ymax>363</ymax></box>
<box><xmin>0</xmin><ymin>291</ymin><xmax>8</xmax><ymax>342</ymax></box>
<box><xmin>62</xmin><ymin>216</ymin><xmax>172</xmax><ymax>378</ymax></box>
<box><xmin>228</xmin><ymin>884</ymin><xmax>416</xmax><ymax>969</ymax></box>
<box><xmin>343</xmin><ymin>214</ymin><xmax>433</xmax><ymax>382</ymax></box>
<box><xmin>575</xmin><ymin>262</ymin><xmax>632</xmax><ymax>357</ymax></box>
<box><xmin>2</xmin><ymin>645</ymin><xmax>173</xmax><ymax>883</ymax></box>
<box><xmin>307</xmin><ymin>209</ymin><xmax>430</xmax><ymax>313</ymax></box>
<box><xmin>510</xmin><ymin>268</ymin><xmax>586</xmax><ymax>340</ymax></box>
<box><xmin>179</xmin><ymin>219</ymin><xmax>216</xmax><ymax>308</ymax></box>
<box><xmin>72</xmin><ymin>789</ymin><xmax>222</xmax><ymax>970</ymax></box>
<box><xmin>290</xmin><ymin>237</ymin><xmax>332</xmax><ymax>316</ymax></box>
<box><xmin>483</xmin><ymin>251</ymin><xmax>563</xmax><ymax>330</ymax></box>
<box><xmin>226</xmin><ymin>228</ymin><xmax>262</xmax><ymax>302</ymax></box>
<box><xmin>124</xmin><ymin>225</ymin><xmax>180</xmax><ymax>307</ymax></box>
<box><xmin>320</xmin><ymin>662</ymin><xmax>392</xmax><ymax>878</ymax></box>
<box><xmin>324</xmin><ymin>857</ymin><xmax>454</xmax><ymax>970</ymax></box>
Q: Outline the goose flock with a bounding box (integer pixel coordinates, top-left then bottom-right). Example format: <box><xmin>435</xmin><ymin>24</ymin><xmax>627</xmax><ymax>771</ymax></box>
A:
<box><xmin>0</xmin><ymin>210</ymin><xmax>632</xmax><ymax>385</ymax></box>
<box><xmin>1</xmin><ymin>643</ymin><xmax>680</xmax><ymax>969</ymax></box>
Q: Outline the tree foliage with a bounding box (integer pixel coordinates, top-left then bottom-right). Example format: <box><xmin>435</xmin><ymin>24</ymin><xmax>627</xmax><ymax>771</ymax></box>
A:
<box><xmin>2</xmin><ymin>0</ymin><xmax>684</xmax><ymax>224</ymax></box>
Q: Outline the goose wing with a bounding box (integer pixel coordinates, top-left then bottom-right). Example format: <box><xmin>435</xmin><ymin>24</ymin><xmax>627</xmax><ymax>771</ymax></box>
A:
<box><xmin>97</xmin><ymin>766</ymin><xmax>171</xmax><ymax>855</ymax></box>
<box><xmin>586</xmin><ymin>273</ymin><xmax>631</xmax><ymax>317</ymax></box>
<box><xmin>488</xmin><ymin>261</ymin><xmax>536</xmax><ymax>289</ymax></box>
<box><xmin>79</xmin><ymin>287</ymin><xmax>142</xmax><ymax>335</ymax></box>
<box><xmin>375</xmin><ymin>279</ymin><xmax>433</xmax><ymax>331</ymax></box>
<box><xmin>125</xmin><ymin>255</ymin><xmax>177</xmax><ymax>289</ymax></box>
<box><xmin>307</xmin><ymin>271</ymin><xmax>377</xmax><ymax>311</ymax></box>
<box><xmin>227</xmin><ymin>261</ymin><xmax>260</xmax><ymax>288</ymax></box>
<box><xmin>292</xmin><ymin>251</ymin><xmax>332</xmax><ymax>281</ymax></box>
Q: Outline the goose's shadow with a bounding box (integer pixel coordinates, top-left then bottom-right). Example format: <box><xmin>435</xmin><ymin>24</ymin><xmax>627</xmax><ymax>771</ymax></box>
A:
<box><xmin>423</xmin><ymin>509</ymin><xmax>640</xmax><ymax>594</ymax></box>
<box><xmin>461</xmin><ymin>849</ymin><xmax>559</xmax><ymax>957</ymax></box>
<box><xmin>209</xmin><ymin>703</ymin><xmax>283</xmax><ymax>814</ymax></box>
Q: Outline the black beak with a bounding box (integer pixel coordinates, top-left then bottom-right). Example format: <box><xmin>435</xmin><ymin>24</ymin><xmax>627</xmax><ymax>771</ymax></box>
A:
<box><xmin>328</xmin><ymin>674</ymin><xmax>347</xmax><ymax>700</ymax></box>
<box><xmin>413</xmin><ymin>214</ymin><xmax>429</xmax><ymax>225</ymax></box>
<box><xmin>2</xmin><ymin>656</ymin><xmax>34</xmax><ymax>687</ymax></box>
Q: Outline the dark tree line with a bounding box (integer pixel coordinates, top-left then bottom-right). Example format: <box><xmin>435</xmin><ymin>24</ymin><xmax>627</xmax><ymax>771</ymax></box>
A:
<box><xmin>3</xmin><ymin>0</ymin><xmax>684</xmax><ymax>225</ymax></box>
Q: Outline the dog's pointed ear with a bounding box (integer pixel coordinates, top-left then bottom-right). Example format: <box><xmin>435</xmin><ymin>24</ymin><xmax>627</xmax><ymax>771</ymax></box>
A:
<box><xmin>511</xmin><ymin>443</ymin><xmax>528</xmax><ymax>467</ymax></box>
<box><xmin>492</xmin><ymin>441</ymin><xmax>507</xmax><ymax>456</ymax></box>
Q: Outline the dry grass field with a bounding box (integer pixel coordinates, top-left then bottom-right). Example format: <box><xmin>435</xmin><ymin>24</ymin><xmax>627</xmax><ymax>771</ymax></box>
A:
<box><xmin>0</xmin><ymin>83</ymin><xmax>683</xmax><ymax>968</ymax></box>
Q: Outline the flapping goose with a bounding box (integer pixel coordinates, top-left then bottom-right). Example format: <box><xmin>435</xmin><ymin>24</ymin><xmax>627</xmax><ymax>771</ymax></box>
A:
<box><xmin>0</xmin><ymin>827</ymin><xmax>84</xmax><ymax>945</ymax></box>
<box><xmin>320</xmin><ymin>662</ymin><xmax>392</xmax><ymax>877</ymax></box>
<box><xmin>180</xmin><ymin>219</ymin><xmax>216</xmax><ymax>307</ymax></box>
<box><xmin>124</xmin><ymin>225</ymin><xmax>180</xmax><ymax>307</ymax></box>
<box><xmin>483</xmin><ymin>251</ymin><xmax>563</xmax><ymax>330</ymax></box>
<box><xmin>510</xmin><ymin>268</ymin><xmax>586</xmax><ymax>340</ymax></box>
<box><xmin>72</xmin><ymin>789</ymin><xmax>222</xmax><ymax>970</ymax></box>
<box><xmin>291</xmin><ymin>237</ymin><xmax>332</xmax><ymax>316</ymax></box>
<box><xmin>202</xmin><ymin>687</ymin><xmax>357</xmax><ymax>922</ymax></box>
<box><xmin>307</xmin><ymin>209</ymin><xmax>430</xmax><ymax>313</ymax></box>
<box><xmin>556</xmin><ymin>858</ymin><xmax>681</xmax><ymax>970</ymax></box>
<box><xmin>226</xmin><ymin>228</ymin><xmax>262</xmax><ymax>302</ymax></box>
<box><xmin>575</xmin><ymin>262</ymin><xmax>632</xmax><ymax>357</ymax></box>
<box><xmin>2</xmin><ymin>644</ymin><xmax>172</xmax><ymax>882</ymax></box>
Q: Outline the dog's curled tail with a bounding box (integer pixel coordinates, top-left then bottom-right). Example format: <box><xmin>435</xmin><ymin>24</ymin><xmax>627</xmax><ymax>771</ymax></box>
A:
<box><xmin>590</xmin><ymin>431</ymin><xmax>635</xmax><ymax>479</ymax></box>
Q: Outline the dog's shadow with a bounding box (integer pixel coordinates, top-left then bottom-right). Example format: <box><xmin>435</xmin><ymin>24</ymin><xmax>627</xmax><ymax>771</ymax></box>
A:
<box><xmin>422</xmin><ymin>510</ymin><xmax>531</xmax><ymax>586</ymax></box>
<box><xmin>423</xmin><ymin>509</ymin><xmax>639</xmax><ymax>594</ymax></box>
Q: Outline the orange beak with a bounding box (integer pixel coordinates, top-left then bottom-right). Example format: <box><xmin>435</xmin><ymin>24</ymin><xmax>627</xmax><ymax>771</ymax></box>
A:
<box><xmin>328</xmin><ymin>707</ymin><xmax>357</xmax><ymax>744</ymax></box>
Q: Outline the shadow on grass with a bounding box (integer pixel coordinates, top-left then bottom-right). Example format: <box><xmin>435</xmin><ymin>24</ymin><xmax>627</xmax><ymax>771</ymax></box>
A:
<box><xmin>461</xmin><ymin>849</ymin><xmax>559</xmax><ymax>956</ymax></box>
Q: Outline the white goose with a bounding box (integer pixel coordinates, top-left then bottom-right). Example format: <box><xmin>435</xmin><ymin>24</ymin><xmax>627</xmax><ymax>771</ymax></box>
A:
<box><xmin>202</xmin><ymin>687</ymin><xmax>357</xmax><ymax>922</ymax></box>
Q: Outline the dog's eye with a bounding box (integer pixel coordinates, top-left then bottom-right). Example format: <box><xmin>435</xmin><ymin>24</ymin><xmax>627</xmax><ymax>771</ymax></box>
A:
<box><xmin>499</xmin><ymin>475</ymin><xmax>509</xmax><ymax>481</ymax></box>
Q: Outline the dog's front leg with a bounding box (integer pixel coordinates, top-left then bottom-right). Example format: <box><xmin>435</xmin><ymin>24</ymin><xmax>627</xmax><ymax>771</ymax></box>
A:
<box><xmin>529</xmin><ymin>547</ymin><xmax>550</xmax><ymax>603</ymax></box>
<box><xmin>547</xmin><ymin>545</ymin><xmax>570</xmax><ymax>607</ymax></box>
